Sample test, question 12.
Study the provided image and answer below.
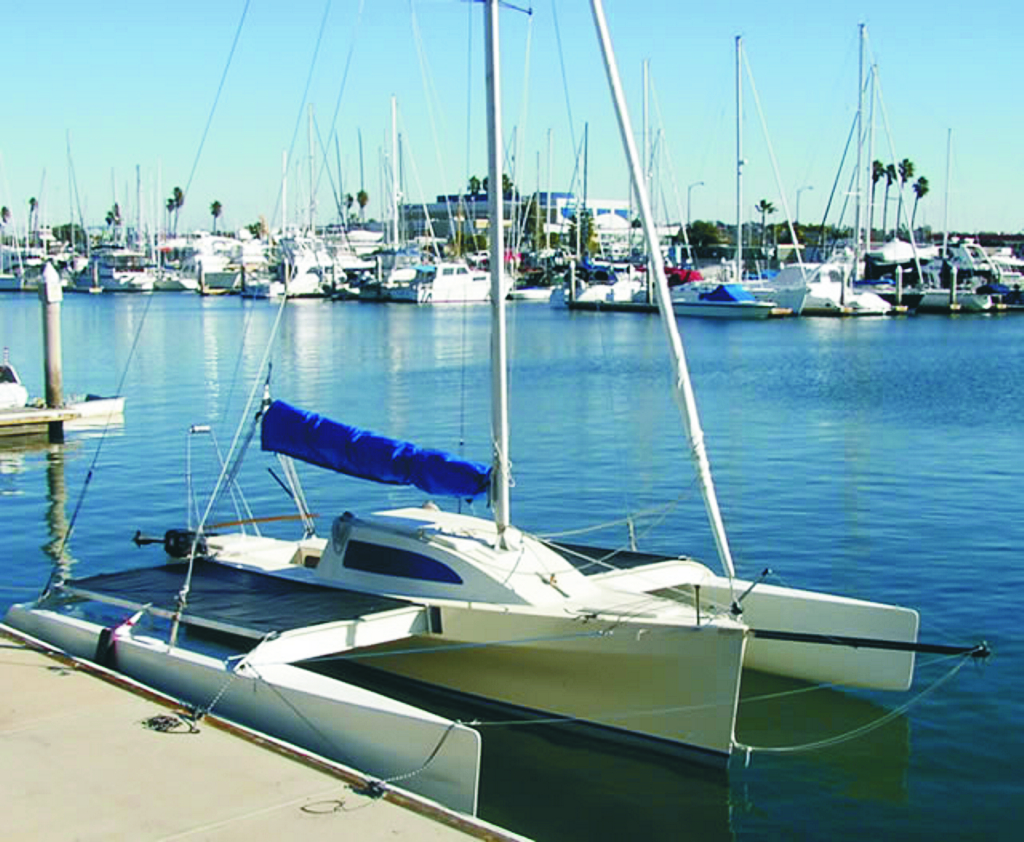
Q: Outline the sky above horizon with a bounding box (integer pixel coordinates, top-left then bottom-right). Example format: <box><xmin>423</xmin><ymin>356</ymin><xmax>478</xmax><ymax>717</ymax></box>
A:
<box><xmin>2</xmin><ymin>1</ymin><xmax>1021</xmax><ymax>239</ymax></box>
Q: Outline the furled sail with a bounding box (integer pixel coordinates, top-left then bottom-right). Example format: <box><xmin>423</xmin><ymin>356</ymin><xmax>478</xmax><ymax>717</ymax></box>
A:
<box><xmin>261</xmin><ymin>400</ymin><xmax>492</xmax><ymax>499</ymax></box>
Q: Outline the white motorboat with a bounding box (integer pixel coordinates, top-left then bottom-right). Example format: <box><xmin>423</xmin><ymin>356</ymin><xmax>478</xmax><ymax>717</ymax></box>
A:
<box><xmin>777</xmin><ymin>252</ymin><xmax>891</xmax><ymax>316</ymax></box>
<box><xmin>388</xmin><ymin>261</ymin><xmax>490</xmax><ymax>304</ymax></box>
<box><xmin>279</xmin><ymin>234</ymin><xmax>335</xmax><ymax>297</ymax></box>
<box><xmin>88</xmin><ymin>248</ymin><xmax>155</xmax><ymax>293</ymax></box>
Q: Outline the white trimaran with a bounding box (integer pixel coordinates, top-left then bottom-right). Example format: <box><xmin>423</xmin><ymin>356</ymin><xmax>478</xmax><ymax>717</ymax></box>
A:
<box><xmin>189</xmin><ymin>2</ymin><xmax>937</xmax><ymax>762</ymax></box>
<box><xmin>6</xmin><ymin>3</ymin><xmax>985</xmax><ymax>807</ymax></box>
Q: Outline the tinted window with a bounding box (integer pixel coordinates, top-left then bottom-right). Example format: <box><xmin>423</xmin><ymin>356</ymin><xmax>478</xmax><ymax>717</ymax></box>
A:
<box><xmin>343</xmin><ymin>539</ymin><xmax>463</xmax><ymax>584</ymax></box>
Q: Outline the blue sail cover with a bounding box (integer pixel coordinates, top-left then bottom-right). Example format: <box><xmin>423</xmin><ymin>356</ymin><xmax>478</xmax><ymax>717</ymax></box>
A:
<box><xmin>261</xmin><ymin>400</ymin><xmax>492</xmax><ymax>500</ymax></box>
<box><xmin>699</xmin><ymin>283</ymin><xmax>756</xmax><ymax>303</ymax></box>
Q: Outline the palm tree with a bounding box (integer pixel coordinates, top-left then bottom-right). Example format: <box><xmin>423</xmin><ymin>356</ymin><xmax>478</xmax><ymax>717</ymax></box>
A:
<box><xmin>166</xmin><ymin>197</ymin><xmax>176</xmax><ymax>235</ymax></box>
<box><xmin>870</xmin><ymin>160</ymin><xmax>886</xmax><ymax>240</ymax></box>
<box><xmin>481</xmin><ymin>174</ymin><xmax>517</xmax><ymax>198</ymax></box>
<box><xmin>105</xmin><ymin>203</ymin><xmax>122</xmax><ymax>243</ymax></box>
<box><xmin>356</xmin><ymin>189</ymin><xmax>369</xmax><ymax>223</ymax></box>
<box><xmin>895</xmin><ymin>158</ymin><xmax>915</xmax><ymax>237</ymax></box>
<box><xmin>911</xmin><ymin>176</ymin><xmax>930</xmax><ymax>231</ymax></box>
<box><xmin>0</xmin><ymin>206</ymin><xmax>10</xmax><ymax>245</ymax></box>
<box><xmin>171</xmin><ymin>186</ymin><xmax>185</xmax><ymax>235</ymax></box>
<box><xmin>755</xmin><ymin>199</ymin><xmax>776</xmax><ymax>251</ymax></box>
<box><xmin>344</xmin><ymin>193</ymin><xmax>354</xmax><ymax>221</ymax></box>
<box><xmin>881</xmin><ymin>164</ymin><xmax>897</xmax><ymax>238</ymax></box>
<box><xmin>210</xmin><ymin>200</ymin><xmax>223</xmax><ymax>234</ymax></box>
<box><xmin>28</xmin><ymin>197</ymin><xmax>38</xmax><ymax>245</ymax></box>
<box><xmin>467</xmin><ymin>175</ymin><xmax>482</xmax><ymax>197</ymax></box>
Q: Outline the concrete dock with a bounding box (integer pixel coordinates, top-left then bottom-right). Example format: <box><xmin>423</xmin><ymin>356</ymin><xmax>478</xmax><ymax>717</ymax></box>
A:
<box><xmin>1</xmin><ymin>625</ymin><xmax>527</xmax><ymax>842</ymax></box>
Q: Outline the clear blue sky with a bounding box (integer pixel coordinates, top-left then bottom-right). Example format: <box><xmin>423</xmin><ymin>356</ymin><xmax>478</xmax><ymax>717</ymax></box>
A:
<box><xmin>2</xmin><ymin>1</ymin><xmax>1020</xmax><ymax>238</ymax></box>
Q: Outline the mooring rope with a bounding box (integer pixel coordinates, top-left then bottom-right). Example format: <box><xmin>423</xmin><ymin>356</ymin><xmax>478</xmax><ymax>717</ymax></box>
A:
<box><xmin>733</xmin><ymin>650</ymin><xmax>978</xmax><ymax>761</ymax></box>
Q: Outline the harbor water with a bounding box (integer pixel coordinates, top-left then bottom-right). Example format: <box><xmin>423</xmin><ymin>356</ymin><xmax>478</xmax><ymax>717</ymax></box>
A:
<box><xmin>1</xmin><ymin>293</ymin><xmax>1020</xmax><ymax>840</ymax></box>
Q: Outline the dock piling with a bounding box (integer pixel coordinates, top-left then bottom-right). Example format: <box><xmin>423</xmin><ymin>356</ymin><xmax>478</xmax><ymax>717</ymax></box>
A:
<box><xmin>38</xmin><ymin>262</ymin><xmax>64</xmax><ymax>444</ymax></box>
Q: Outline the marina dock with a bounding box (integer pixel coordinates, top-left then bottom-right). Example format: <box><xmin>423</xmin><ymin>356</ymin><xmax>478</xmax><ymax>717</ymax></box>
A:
<box><xmin>0</xmin><ymin>625</ymin><xmax>526</xmax><ymax>842</ymax></box>
<box><xmin>0</xmin><ymin>397</ymin><xmax>125</xmax><ymax>439</ymax></box>
<box><xmin>0</xmin><ymin>406</ymin><xmax>80</xmax><ymax>438</ymax></box>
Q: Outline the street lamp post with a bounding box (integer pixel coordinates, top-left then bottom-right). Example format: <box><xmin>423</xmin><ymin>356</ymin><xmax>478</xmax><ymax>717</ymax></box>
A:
<box><xmin>687</xmin><ymin>180</ymin><xmax>705</xmax><ymax>229</ymax></box>
<box><xmin>796</xmin><ymin>185</ymin><xmax>813</xmax><ymax>224</ymax></box>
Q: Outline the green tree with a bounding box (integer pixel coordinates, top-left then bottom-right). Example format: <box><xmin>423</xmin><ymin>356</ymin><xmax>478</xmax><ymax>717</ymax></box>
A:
<box><xmin>566</xmin><ymin>208</ymin><xmax>598</xmax><ymax>257</ymax></box>
<box><xmin>344</xmin><ymin>193</ymin><xmax>354</xmax><ymax>221</ymax></box>
<box><xmin>755</xmin><ymin>199</ymin><xmax>776</xmax><ymax>250</ymax></box>
<box><xmin>356</xmin><ymin>189</ymin><xmax>369</xmax><ymax>222</ymax></box>
<box><xmin>467</xmin><ymin>175</ymin><xmax>482</xmax><ymax>197</ymax></box>
<box><xmin>522</xmin><ymin>192</ymin><xmax>544</xmax><ymax>250</ymax></box>
<box><xmin>105</xmin><ymin>203</ymin><xmax>122</xmax><ymax>243</ymax></box>
<box><xmin>210</xmin><ymin>200</ymin><xmax>223</xmax><ymax>234</ymax></box>
<box><xmin>895</xmin><ymin>158</ymin><xmax>915</xmax><ymax>237</ymax></box>
<box><xmin>52</xmin><ymin>223</ymin><xmax>86</xmax><ymax>246</ymax></box>
<box><xmin>171</xmin><ymin>186</ymin><xmax>185</xmax><ymax>235</ymax></box>
<box><xmin>870</xmin><ymin>160</ymin><xmax>886</xmax><ymax>239</ymax></box>
<box><xmin>28</xmin><ymin>197</ymin><xmax>38</xmax><ymax>244</ymax></box>
<box><xmin>481</xmin><ymin>173</ymin><xmax>516</xmax><ymax>198</ymax></box>
<box><xmin>686</xmin><ymin>220</ymin><xmax>722</xmax><ymax>251</ymax></box>
<box><xmin>911</xmin><ymin>176</ymin><xmax>929</xmax><ymax>231</ymax></box>
<box><xmin>881</xmin><ymin>164</ymin><xmax>897</xmax><ymax>237</ymax></box>
<box><xmin>0</xmin><ymin>206</ymin><xmax>10</xmax><ymax>245</ymax></box>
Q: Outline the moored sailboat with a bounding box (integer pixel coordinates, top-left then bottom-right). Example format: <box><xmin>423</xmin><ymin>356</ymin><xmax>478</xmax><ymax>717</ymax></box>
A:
<box><xmin>3</xmin><ymin>3</ymin><xmax>989</xmax><ymax>811</ymax></box>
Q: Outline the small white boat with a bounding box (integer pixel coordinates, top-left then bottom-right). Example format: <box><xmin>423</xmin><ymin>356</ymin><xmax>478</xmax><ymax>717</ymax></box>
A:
<box><xmin>65</xmin><ymin>394</ymin><xmax>125</xmax><ymax>426</ymax></box>
<box><xmin>671</xmin><ymin>282</ymin><xmax>781</xmax><ymax>319</ymax></box>
<box><xmin>0</xmin><ymin>349</ymin><xmax>29</xmax><ymax>409</ymax></box>
<box><xmin>916</xmin><ymin>287</ymin><xmax>992</xmax><ymax>313</ymax></box>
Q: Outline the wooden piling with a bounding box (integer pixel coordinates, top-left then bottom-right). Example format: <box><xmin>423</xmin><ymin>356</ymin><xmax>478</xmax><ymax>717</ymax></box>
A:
<box><xmin>38</xmin><ymin>263</ymin><xmax>64</xmax><ymax>444</ymax></box>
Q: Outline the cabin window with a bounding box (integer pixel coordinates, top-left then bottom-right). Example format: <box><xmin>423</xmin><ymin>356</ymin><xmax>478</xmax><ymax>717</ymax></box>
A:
<box><xmin>342</xmin><ymin>539</ymin><xmax>463</xmax><ymax>584</ymax></box>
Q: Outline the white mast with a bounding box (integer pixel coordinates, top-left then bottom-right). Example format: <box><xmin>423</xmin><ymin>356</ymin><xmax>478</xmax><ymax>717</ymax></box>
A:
<box><xmin>735</xmin><ymin>36</ymin><xmax>743</xmax><ymax>285</ymax></box>
<box><xmin>590</xmin><ymin>0</ymin><xmax>737</xmax><ymax>581</ymax></box>
<box><xmin>282</xmin><ymin>150</ymin><xmax>288</xmax><ymax>236</ymax></box>
<box><xmin>484</xmin><ymin>0</ymin><xmax>511</xmax><ymax>544</ymax></box>
<box><xmin>849</xmin><ymin>22</ymin><xmax>866</xmax><ymax>306</ymax></box>
<box><xmin>942</xmin><ymin>128</ymin><xmax>952</xmax><ymax>255</ymax></box>
<box><xmin>391</xmin><ymin>95</ymin><xmax>400</xmax><ymax>247</ymax></box>
<box><xmin>308</xmin><ymin>104</ymin><xmax>315</xmax><ymax>234</ymax></box>
<box><xmin>136</xmin><ymin>165</ymin><xmax>142</xmax><ymax>248</ymax></box>
<box><xmin>545</xmin><ymin>127</ymin><xmax>552</xmax><ymax>250</ymax></box>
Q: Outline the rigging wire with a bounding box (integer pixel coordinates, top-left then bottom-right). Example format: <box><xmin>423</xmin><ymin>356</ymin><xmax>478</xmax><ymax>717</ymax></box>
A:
<box><xmin>52</xmin><ymin>293</ymin><xmax>158</xmax><ymax>572</ymax></box>
<box><xmin>183</xmin><ymin>0</ymin><xmax>252</xmax><ymax>202</ymax></box>
<box><xmin>312</xmin><ymin>0</ymin><xmax>367</xmax><ymax>219</ymax></box>
<box><xmin>549</xmin><ymin>0</ymin><xmax>578</xmax><ymax>162</ymax></box>
<box><xmin>409</xmin><ymin>0</ymin><xmax>461</xmax><ymax>239</ymax></box>
<box><xmin>741</xmin><ymin>49</ymin><xmax>803</xmax><ymax>270</ymax></box>
<box><xmin>267</xmin><ymin>0</ymin><xmax>335</xmax><ymax>232</ymax></box>
<box><xmin>171</xmin><ymin>294</ymin><xmax>291</xmax><ymax>636</ymax></box>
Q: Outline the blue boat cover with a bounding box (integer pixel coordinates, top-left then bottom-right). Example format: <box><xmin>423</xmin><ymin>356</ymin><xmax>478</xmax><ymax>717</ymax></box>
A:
<box><xmin>699</xmin><ymin>283</ymin><xmax>756</xmax><ymax>302</ymax></box>
<box><xmin>261</xmin><ymin>400</ymin><xmax>492</xmax><ymax>499</ymax></box>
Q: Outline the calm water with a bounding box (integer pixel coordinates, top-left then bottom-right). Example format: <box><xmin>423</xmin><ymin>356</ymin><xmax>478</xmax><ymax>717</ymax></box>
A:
<box><xmin>2</xmin><ymin>293</ymin><xmax>1020</xmax><ymax>840</ymax></box>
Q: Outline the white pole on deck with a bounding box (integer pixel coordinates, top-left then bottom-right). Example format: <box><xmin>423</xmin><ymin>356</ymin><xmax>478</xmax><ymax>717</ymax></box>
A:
<box><xmin>589</xmin><ymin>0</ymin><xmax>737</xmax><ymax>581</ymax></box>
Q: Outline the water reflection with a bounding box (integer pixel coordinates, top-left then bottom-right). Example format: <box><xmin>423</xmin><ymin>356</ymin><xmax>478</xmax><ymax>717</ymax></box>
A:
<box><xmin>736</xmin><ymin>670</ymin><xmax>910</xmax><ymax>805</ymax></box>
<box><xmin>0</xmin><ymin>436</ymin><xmax>78</xmax><ymax>585</ymax></box>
